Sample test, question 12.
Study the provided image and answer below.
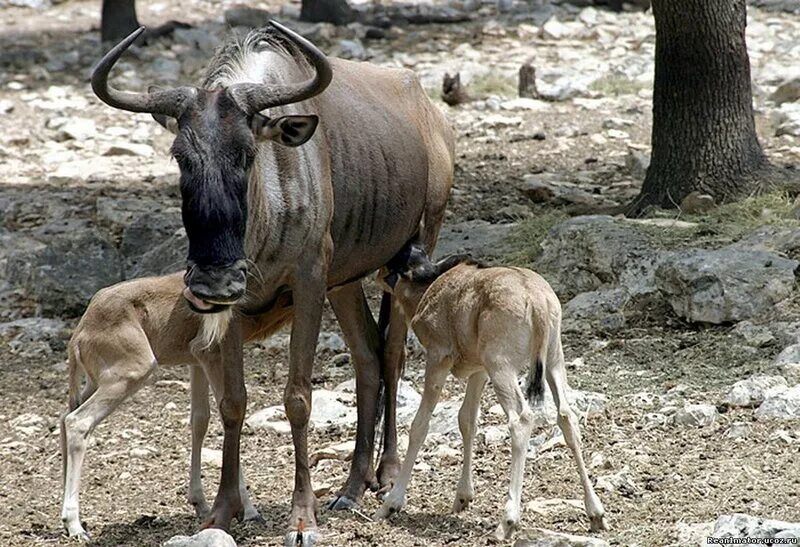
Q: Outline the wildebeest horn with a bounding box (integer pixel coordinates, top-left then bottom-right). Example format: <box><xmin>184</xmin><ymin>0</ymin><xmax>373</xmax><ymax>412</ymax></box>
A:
<box><xmin>228</xmin><ymin>20</ymin><xmax>333</xmax><ymax>114</ymax></box>
<box><xmin>91</xmin><ymin>26</ymin><xmax>194</xmax><ymax>116</ymax></box>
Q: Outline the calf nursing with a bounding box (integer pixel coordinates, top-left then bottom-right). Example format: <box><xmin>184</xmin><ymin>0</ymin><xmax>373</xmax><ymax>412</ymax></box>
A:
<box><xmin>60</xmin><ymin>273</ymin><xmax>291</xmax><ymax>540</ymax></box>
<box><xmin>374</xmin><ymin>244</ymin><xmax>608</xmax><ymax>539</ymax></box>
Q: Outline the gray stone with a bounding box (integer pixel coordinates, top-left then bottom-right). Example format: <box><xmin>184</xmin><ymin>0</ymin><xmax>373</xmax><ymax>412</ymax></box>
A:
<box><xmin>563</xmin><ymin>288</ymin><xmax>628</xmax><ymax>330</ymax></box>
<box><xmin>121</xmin><ymin>211</ymin><xmax>183</xmax><ymax>273</ymax></box>
<box><xmin>336</xmin><ymin>39</ymin><xmax>366</xmax><ymax>60</ymax></box>
<box><xmin>55</xmin><ymin>118</ymin><xmax>96</xmax><ymax>142</ymax></box>
<box><xmin>514</xmin><ymin>530</ymin><xmax>608</xmax><ymax>547</ymax></box>
<box><xmin>655</xmin><ymin>249</ymin><xmax>798</xmax><ymax>324</ymax></box>
<box><xmin>755</xmin><ymin>385</ymin><xmax>800</xmax><ymax>420</ymax></box>
<box><xmin>520</xmin><ymin>174</ymin><xmax>617</xmax><ymax>209</ymax></box>
<box><xmin>102</xmin><ymin>142</ymin><xmax>154</xmax><ymax>157</ymax></box>
<box><xmin>725</xmin><ymin>375</ymin><xmax>788</xmax><ymax>408</ymax></box>
<box><xmin>731</xmin><ymin>321</ymin><xmax>776</xmax><ymax>347</ymax></box>
<box><xmin>771</xmin><ymin>76</ymin><xmax>800</xmax><ymax>104</ymax></box>
<box><xmin>429</xmin><ymin>399</ymin><xmax>461</xmax><ymax>437</ymax></box>
<box><xmin>224</xmin><ymin>6</ymin><xmax>272</xmax><ymax>27</ymax></box>
<box><xmin>674</xmin><ymin>521</ymin><xmax>714</xmax><ymax>546</ymax></box>
<box><xmin>163</xmin><ymin>529</ymin><xmax>237</xmax><ymax>547</ymax></box>
<box><xmin>435</xmin><ymin>220</ymin><xmax>516</xmax><ymax>260</ymax></box>
<box><xmin>730</xmin><ymin>225</ymin><xmax>800</xmax><ymax>257</ymax></box>
<box><xmin>673</xmin><ymin>404</ymin><xmax>718</xmax><ymax>427</ymax></box>
<box><xmin>709</xmin><ymin>513</ymin><xmax>800</xmax><ymax>542</ymax></box>
<box><xmin>317</xmin><ymin>332</ymin><xmax>346</xmax><ymax>353</ymax></box>
<box><xmin>773</xmin><ymin>344</ymin><xmax>800</xmax><ymax>382</ymax></box>
<box><xmin>538</xmin><ymin>215</ymin><xmax>663</xmax><ymax>301</ymax></box>
<box><xmin>774</xmin><ymin>103</ymin><xmax>800</xmax><ymax>137</ymax></box>
<box><xmin>129</xmin><ymin>228</ymin><xmax>188</xmax><ymax>278</ymax></box>
<box><xmin>396</xmin><ymin>380</ymin><xmax>422</xmax><ymax>427</ymax></box>
<box><xmin>625</xmin><ymin>149</ymin><xmax>650</xmax><ymax>179</ymax></box>
<box><xmin>5</xmin><ymin>222</ymin><xmax>123</xmax><ymax>317</ymax></box>
<box><xmin>309</xmin><ymin>389</ymin><xmax>356</xmax><ymax>430</ymax></box>
<box><xmin>0</xmin><ymin>317</ymin><xmax>67</xmax><ymax>357</ymax></box>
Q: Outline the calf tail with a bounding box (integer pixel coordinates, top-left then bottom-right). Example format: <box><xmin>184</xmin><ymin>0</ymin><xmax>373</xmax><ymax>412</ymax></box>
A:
<box><xmin>525</xmin><ymin>354</ymin><xmax>545</xmax><ymax>406</ymax></box>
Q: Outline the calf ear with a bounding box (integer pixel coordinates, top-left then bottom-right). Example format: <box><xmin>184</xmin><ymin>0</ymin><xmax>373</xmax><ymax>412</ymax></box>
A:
<box><xmin>148</xmin><ymin>86</ymin><xmax>180</xmax><ymax>134</ymax></box>
<box><xmin>255</xmin><ymin>115</ymin><xmax>319</xmax><ymax>147</ymax></box>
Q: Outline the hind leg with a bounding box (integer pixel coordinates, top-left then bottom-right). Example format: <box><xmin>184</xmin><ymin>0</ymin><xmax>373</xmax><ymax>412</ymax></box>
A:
<box><xmin>546</xmin><ymin>337</ymin><xmax>607</xmax><ymax>532</ymax></box>
<box><xmin>376</xmin><ymin>293</ymin><xmax>405</xmax><ymax>496</ymax></box>
<box><xmin>188</xmin><ymin>366</ymin><xmax>212</xmax><ymax>518</ymax></box>
<box><xmin>452</xmin><ymin>371</ymin><xmax>488</xmax><ymax>513</ymax></box>
<box><xmin>61</xmin><ymin>361</ymin><xmax>155</xmax><ymax>539</ymax></box>
<box><xmin>487</xmin><ymin>361</ymin><xmax>534</xmax><ymax>541</ymax></box>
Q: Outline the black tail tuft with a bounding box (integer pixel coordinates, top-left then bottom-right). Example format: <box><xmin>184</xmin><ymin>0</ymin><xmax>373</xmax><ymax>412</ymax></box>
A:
<box><xmin>526</xmin><ymin>358</ymin><xmax>545</xmax><ymax>405</ymax></box>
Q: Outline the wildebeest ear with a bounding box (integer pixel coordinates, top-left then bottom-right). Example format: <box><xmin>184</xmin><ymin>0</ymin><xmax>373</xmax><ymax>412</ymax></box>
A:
<box><xmin>255</xmin><ymin>115</ymin><xmax>319</xmax><ymax>147</ymax></box>
<box><xmin>148</xmin><ymin>87</ymin><xmax>179</xmax><ymax>134</ymax></box>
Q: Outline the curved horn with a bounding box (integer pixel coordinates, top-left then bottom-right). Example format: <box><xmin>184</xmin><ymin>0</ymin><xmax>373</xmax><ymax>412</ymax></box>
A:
<box><xmin>92</xmin><ymin>26</ymin><xmax>194</xmax><ymax>116</ymax></box>
<box><xmin>229</xmin><ymin>20</ymin><xmax>333</xmax><ymax>114</ymax></box>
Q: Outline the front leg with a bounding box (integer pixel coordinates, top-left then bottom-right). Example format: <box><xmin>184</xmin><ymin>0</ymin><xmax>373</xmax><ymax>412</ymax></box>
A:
<box><xmin>199</xmin><ymin>318</ymin><xmax>246</xmax><ymax>531</ymax></box>
<box><xmin>284</xmin><ymin>257</ymin><xmax>328</xmax><ymax>547</ymax></box>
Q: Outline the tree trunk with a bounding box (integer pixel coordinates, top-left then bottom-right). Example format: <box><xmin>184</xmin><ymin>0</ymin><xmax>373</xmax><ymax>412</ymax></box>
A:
<box><xmin>300</xmin><ymin>0</ymin><xmax>355</xmax><ymax>25</ymax></box>
<box><xmin>101</xmin><ymin>0</ymin><xmax>140</xmax><ymax>43</ymax></box>
<box><xmin>627</xmin><ymin>0</ymin><xmax>781</xmax><ymax>215</ymax></box>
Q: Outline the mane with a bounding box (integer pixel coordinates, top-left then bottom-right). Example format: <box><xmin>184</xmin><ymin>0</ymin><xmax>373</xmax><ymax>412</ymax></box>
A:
<box><xmin>202</xmin><ymin>26</ymin><xmax>310</xmax><ymax>88</ymax></box>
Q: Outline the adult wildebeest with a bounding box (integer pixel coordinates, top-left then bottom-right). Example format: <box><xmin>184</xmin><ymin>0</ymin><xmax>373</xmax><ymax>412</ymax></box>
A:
<box><xmin>86</xmin><ymin>21</ymin><xmax>453</xmax><ymax>545</ymax></box>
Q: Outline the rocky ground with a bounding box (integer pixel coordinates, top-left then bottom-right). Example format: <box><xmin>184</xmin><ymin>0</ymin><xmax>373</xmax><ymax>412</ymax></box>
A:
<box><xmin>2</xmin><ymin>0</ymin><xmax>800</xmax><ymax>546</ymax></box>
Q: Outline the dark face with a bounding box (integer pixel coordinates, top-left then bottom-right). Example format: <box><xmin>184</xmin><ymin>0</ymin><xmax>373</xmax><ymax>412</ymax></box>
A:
<box><xmin>170</xmin><ymin>89</ymin><xmax>253</xmax><ymax>312</ymax></box>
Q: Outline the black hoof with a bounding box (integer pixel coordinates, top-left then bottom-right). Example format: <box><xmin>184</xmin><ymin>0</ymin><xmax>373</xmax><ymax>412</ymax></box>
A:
<box><xmin>327</xmin><ymin>495</ymin><xmax>358</xmax><ymax>511</ymax></box>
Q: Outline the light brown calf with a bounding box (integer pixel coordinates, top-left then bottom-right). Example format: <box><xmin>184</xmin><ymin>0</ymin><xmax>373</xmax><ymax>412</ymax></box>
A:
<box><xmin>373</xmin><ymin>247</ymin><xmax>608</xmax><ymax>540</ymax></box>
<box><xmin>60</xmin><ymin>273</ymin><xmax>291</xmax><ymax>540</ymax></box>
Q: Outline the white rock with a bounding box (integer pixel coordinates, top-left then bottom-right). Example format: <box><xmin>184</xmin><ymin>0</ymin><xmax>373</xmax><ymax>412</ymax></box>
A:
<box><xmin>429</xmin><ymin>399</ymin><xmax>461</xmax><ymax>437</ymax></box>
<box><xmin>479</xmin><ymin>114</ymin><xmax>523</xmax><ymax>129</ymax></box>
<box><xmin>709</xmin><ymin>513</ymin><xmax>800</xmax><ymax>542</ymax></box>
<box><xmin>673</xmin><ymin>404</ymin><xmax>718</xmax><ymax>427</ymax></box>
<box><xmin>674</xmin><ymin>521</ymin><xmax>714</xmax><ymax>546</ymax></box>
<box><xmin>396</xmin><ymin>380</ymin><xmax>422</xmax><ymax>426</ymax></box>
<box><xmin>595</xmin><ymin>467</ymin><xmax>639</xmax><ymax>496</ymax></box>
<box><xmin>10</xmin><ymin>413</ymin><xmax>45</xmax><ymax>436</ymax></box>
<box><xmin>246</xmin><ymin>405</ymin><xmax>290</xmax><ymax>434</ymax></box>
<box><xmin>317</xmin><ymin>332</ymin><xmax>346</xmax><ymax>353</ymax></box>
<box><xmin>725</xmin><ymin>422</ymin><xmax>750</xmax><ymax>440</ymax></box>
<box><xmin>434</xmin><ymin>444</ymin><xmax>460</xmax><ymax>463</ymax></box>
<box><xmin>163</xmin><ymin>528</ymin><xmax>237</xmax><ymax>547</ymax></box>
<box><xmin>56</xmin><ymin>118</ymin><xmax>96</xmax><ymax>142</ymax></box>
<box><xmin>309</xmin><ymin>389</ymin><xmax>356</xmax><ymax>430</ymax></box>
<box><xmin>725</xmin><ymin>375</ymin><xmax>788</xmax><ymax>408</ymax></box>
<box><xmin>103</xmin><ymin>142</ymin><xmax>155</xmax><ymax>157</ymax></box>
<box><xmin>201</xmin><ymin>448</ymin><xmax>223</xmax><ymax>468</ymax></box>
<box><xmin>130</xmin><ymin>446</ymin><xmax>158</xmax><ymax>459</ymax></box>
<box><xmin>755</xmin><ymin>385</ymin><xmax>800</xmax><ymax>420</ymax></box>
<box><xmin>482</xmin><ymin>425</ymin><xmax>507</xmax><ymax>446</ymax></box>
<box><xmin>499</xmin><ymin>98</ymin><xmax>550</xmax><ymax>111</ymax></box>
<box><xmin>773</xmin><ymin>344</ymin><xmax>800</xmax><ymax>382</ymax></box>
<box><xmin>0</xmin><ymin>100</ymin><xmax>14</xmax><ymax>114</ymax></box>
<box><xmin>526</xmin><ymin>497</ymin><xmax>584</xmax><ymax>517</ymax></box>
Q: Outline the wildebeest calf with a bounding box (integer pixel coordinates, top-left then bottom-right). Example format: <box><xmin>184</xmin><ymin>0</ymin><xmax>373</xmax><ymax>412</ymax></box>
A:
<box><xmin>60</xmin><ymin>273</ymin><xmax>291</xmax><ymax>540</ymax></box>
<box><xmin>373</xmin><ymin>243</ymin><xmax>608</xmax><ymax>539</ymax></box>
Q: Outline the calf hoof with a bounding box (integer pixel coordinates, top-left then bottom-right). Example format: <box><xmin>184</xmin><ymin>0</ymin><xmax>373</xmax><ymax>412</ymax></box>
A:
<box><xmin>67</xmin><ymin>530</ymin><xmax>91</xmax><ymax>543</ymax></box>
<box><xmin>376</xmin><ymin>459</ymin><xmax>401</xmax><ymax>497</ymax></box>
<box><xmin>327</xmin><ymin>494</ymin><xmax>358</xmax><ymax>511</ymax></box>
<box><xmin>242</xmin><ymin>509</ymin><xmax>266</xmax><ymax>524</ymax></box>
<box><xmin>285</xmin><ymin>529</ymin><xmax>318</xmax><ymax>547</ymax></box>
<box><xmin>451</xmin><ymin>493</ymin><xmax>473</xmax><ymax>513</ymax></box>
<box><xmin>493</xmin><ymin>519</ymin><xmax>517</xmax><ymax>541</ymax></box>
<box><xmin>590</xmin><ymin>514</ymin><xmax>609</xmax><ymax>532</ymax></box>
<box><xmin>191</xmin><ymin>500</ymin><xmax>211</xmax><ymax>520</ymax></box>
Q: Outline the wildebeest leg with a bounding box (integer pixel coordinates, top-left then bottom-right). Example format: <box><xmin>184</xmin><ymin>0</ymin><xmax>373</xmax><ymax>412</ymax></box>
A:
<box><xmin>61</xmin><ymin>357</ymin><xmax>155</xmax><ymax>540</ymax></box>
<box><xmin>376</xmin><ymin>294</ymin><xmax>405</xmax><ymax>495</ymax></box>
<box><xmin>545</xmin><ymin>334</ymin><xmax>608</xmax><ymax>532</ymax></box>
<box><xmin>188</xmin><ymin>366</ymin><xmax>212</xmax><ymax>518</ymax></box>
<box><xmin>284</xmin><ymin>257</ymin><xmax>328</xmax><ymax>547</ymax></box>
<box><xmin>374</xmin><ymin>354</ymin><xmax>450</xmax><ymax>519</ymax></box>
<box><xmin>452</xmin><ymin>371</ymin><xmax>488</xmax><ymax>513</ymax></box>
<box><xmin>197</xmin><ymin>360</ymin><xmax>262</xmax><ymax>523</ymax></box>
<box><xmin>327</xmin><ymin>282</ymin><xmax>381</xmax><ymax>510</ymax></box>
<box><xmin>200</xmin><ymin>318</ymin><xmax>246</xmax><ymax>531</ymax></box>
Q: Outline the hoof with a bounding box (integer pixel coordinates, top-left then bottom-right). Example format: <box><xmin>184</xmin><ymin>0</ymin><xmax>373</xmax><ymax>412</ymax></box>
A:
<box><xmin>327</xmin><ymin>494</ymin><xmax>358</xmax><ymax>511</ymax></box>
<box><xmin>192</xmin><ymin>501</ymin><xmax>211</xmax><ymax>520</ymax></box>
<box><xmin>67</xmin><ymin>531</ymin><xmax>91</xmax><ymax>543</ymax></box>
<box><xmin>243</xmin><ymin>511</ymin><xmax>266</xmax><ymax>525</ymax></box>
<box><xmin>451</xmin><ymin>494</ymin><xmax>473</xmax><ymax>513</ymax></box>
<box><xmin>285</xmin><ymin>529</ymin><xmax>318</xmax><ymax>547</ymax></box>
<box><xmin>493</xmin><ymin>519</ymin><xmax>516</xmax><ymax>541</ymax></box>
<box><xmin>590</xmin><ymin>514</ymin><xmax>609</xmax><ymax>532</ymax></box>
<box><xmin>373</xmin><ymin>502</ymin><xmax>400</xmax><ymax>521</ymax></box>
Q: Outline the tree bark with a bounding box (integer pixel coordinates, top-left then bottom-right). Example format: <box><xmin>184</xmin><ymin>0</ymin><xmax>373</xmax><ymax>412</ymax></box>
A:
<box><xmin>627</xmin><ymin>0</ymin><xmax>782</xmax><ymax>215</ymax></box>
<box><xmin>300</xmin><ymin>0</ymin><xmax>355</xmax><ymax>25</ymax></box>
<box><xmin>101</xmin><ymin>0</ymin><xmax>140</xmax><ymax>43</ymax></box>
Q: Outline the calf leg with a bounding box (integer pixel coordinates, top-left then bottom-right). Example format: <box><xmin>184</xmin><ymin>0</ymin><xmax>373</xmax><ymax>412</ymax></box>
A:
<box><xmin>188</xmin><ymin>366</ymin><xmax>212</xmax><ymax>518</ymax></box>
<box><xmin>61</xmin><ymin>357</ymin><xmax>155</xmax><ymax>539</ymax></box>
<box><xmin>198</xmin><ymin>318</ymin><xmax>247</xmax><ymax>531</ymax></box>
<box><xmin>452</xmin><ymin>371</ymin><xmax>488</xmax><ymax>513</ymax></box>
<box><xmin>546</xmin><ymin>337</ymin><xmax>608</xmax><ymax>532</ymax></box>
<box><xmin>327</xmin><ymin>282</ymin><xmax>382</xmax><ymax>509</ymax></box>
<box><xmin>201</xmin><ymin>356</ymin><xmax>261</xmax><ymax>523</ymax></box>
<box><xmin>488</xmin><ymin>364</ymin><xmax>533</xmax><ymax>541</ymax></box>
<box><xmin>374</xmin><ymin>355</ymin><xmax>450</xmax><ymax>519</ymax></box>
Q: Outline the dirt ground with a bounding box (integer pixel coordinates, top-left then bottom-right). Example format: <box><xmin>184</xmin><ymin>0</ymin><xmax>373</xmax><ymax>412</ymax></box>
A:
<box><xmin>1</xmin><ymin>1</ymin><xmax>800</xmax><ymax>546</ymax></box>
